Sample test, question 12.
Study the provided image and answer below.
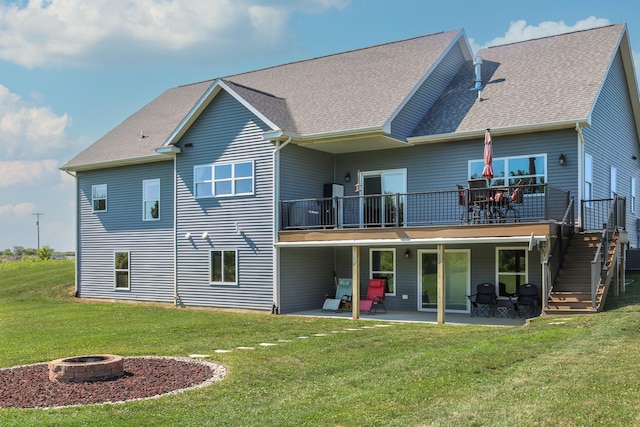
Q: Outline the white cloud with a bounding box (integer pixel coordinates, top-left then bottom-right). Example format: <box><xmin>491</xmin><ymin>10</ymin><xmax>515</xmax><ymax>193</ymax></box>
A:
<box><xmin>0</xmin><ymin>85</ymin><xmax>69</xmax><ymax>159</ymax></box>
<box><xmin>0</xmin><ymin>202</ymin><xmax>37</xmax><ymax>217</ymax></box>
<box><xmin>0</xmin><ymin>0</ymin><xmax>349</xmax><ymax>68</ymax></box>
<box><xmin>0</xmin><ymin>159</ymin><xmax>60</xmax><ymax>187</ymax></box>
<box><xmin>474</xmin><ymin>16</ymin><xmax>612</xmax><ymax>51</ymax></box>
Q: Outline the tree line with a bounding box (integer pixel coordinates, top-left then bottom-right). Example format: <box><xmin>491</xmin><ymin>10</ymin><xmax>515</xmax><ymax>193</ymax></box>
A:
<box><xmin>1</xmin><ymin>246</ymin><xmax>75</xmax><ymax>260</ymax></box>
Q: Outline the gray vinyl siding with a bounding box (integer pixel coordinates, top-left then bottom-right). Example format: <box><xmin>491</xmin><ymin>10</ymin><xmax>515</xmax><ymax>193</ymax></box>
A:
<box><xmin>390</xmin><ymin>43</ymin><xmax>466</xmax><ymax>140</ymax></box>
<box><xmin>331</xmin><ymin>244</ymin><xmax>541</xmax><ymax>312</ymax></box>
<box><xmin>175</xmin><ymin>90</ymin><xmax>275</xmax><ymax>310</ymax></box>
<box><xmin>279</xmin><ymin>144</ymin><xmax>334</xmax><ymax>200</ymax></box>
<box><xmin>278</xmin><ymin>247</ymin><xmax>335</xmax><ymax>313</ymax></box>
<box><xmin>336</xmin><ymin>129</ymin><xmax>578</xmax><ymax>198</ymax></box>
<box><xmin>583</xmin><ymin>50</ymin><xmax>640</xmax><ymax>245</ymax></box>
<box><xmin>76</xmin><ymin>161</ymin><xmax>175</xmax><ymax>302</ymax></box>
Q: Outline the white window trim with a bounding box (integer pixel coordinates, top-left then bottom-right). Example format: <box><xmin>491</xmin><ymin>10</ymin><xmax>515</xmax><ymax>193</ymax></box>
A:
<box><xmin>585</xmin><ymin>154</ymin><xmax>593</xmax><ymax>208</ymax></box>
<box><xmin>195</xmin><ymin>161</ymin><xmax>254</xmax><ymax>199</ymax></box>
<box><xmin>495</xmin><ymin>247</ymin><xmax>528</xmax><ymax>297</ymax></box>
<box><xmin>610</xmin><ymin>166</ymin><xmax>617</xmax><ymax>199</ymax></box>
<box><xmin>114</xmin><ymin>251</ymin><xmax>130</xmax><ymax>290</ymax></box>
<box><xmin>468</xmin><ymin>153</ymin><xmax>547</xmax><ymax>186</ymax></box>
<box><xmin>92</xmin><ymin>184</ymin><xmax>107</xmax><ymax>213</ymax></box>
<box><xmin>209</xmin><ymin>249</ymin><xmax>238</xmax><ymax>285</ymax></box>
<box><xmin>369</xmin><ymin>248</ymin><xmax>396</xmax><ymax>296</ymax></box>
<box><xmin>631</xmin><ymin>177</ymin><xmax>636</xmax><ymax>213</ymax></box>
<box><xmin>143</xmin><ymin>178</ymin><xmax>160</xmax><ymax>221</ymax></box>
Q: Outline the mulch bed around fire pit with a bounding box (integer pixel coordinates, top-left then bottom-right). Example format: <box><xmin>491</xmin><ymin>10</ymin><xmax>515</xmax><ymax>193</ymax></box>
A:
<box><xmin>0</xmin><ymin>356</ymin><xmax>226</xmax><ymax>409</ymax></box>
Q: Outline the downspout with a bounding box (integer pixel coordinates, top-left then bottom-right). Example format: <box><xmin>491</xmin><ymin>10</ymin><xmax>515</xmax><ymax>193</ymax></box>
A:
<box><xmin>272</xmin><ymin>136</ymin><xmax>292</xmax><ymax>314</ymax></box>
<box><xmin>173</xmin><ymin>154</ymin><xmax>179</xmax><ymax>306</ymax></box>
<box><xmin>576</xmin><ymin>122</ymin><xmax>586</xmax><ymax>229</ymax></box>
<box><xmin>63</xmin><ymin>169</ymin><xmax>79</xmax><ymax>297</ymax></box>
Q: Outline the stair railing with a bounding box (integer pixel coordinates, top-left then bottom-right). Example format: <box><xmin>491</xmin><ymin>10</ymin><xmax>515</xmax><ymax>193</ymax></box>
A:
<box><xmin>544</xmin><ymin>197</ymin><xmax>574</xmax><ymax>309</ymax></box>
<box><xmin>589</xmin><ymin>195</ymin><xmax>620</xmax><ymax>310</ymax></box>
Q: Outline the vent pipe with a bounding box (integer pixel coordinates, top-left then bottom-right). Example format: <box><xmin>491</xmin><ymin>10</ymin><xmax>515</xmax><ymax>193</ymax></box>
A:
<box><xmin>471</xmin><ymin>56</ymin><xmax>483</xmax><ymax>101</ymax></box>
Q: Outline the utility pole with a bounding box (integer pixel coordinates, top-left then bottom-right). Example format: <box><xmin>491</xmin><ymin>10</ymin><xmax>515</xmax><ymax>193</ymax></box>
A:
<box><xmin>32</xmin><ymin>212</ymin><xmax>44</xmax><ymax>250</ymax></box>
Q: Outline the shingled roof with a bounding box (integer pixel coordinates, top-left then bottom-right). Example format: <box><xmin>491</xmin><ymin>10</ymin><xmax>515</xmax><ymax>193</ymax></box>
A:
<box><xmin>62</xmin><ymin>30</ymin><xmax>466</xmax><ymax>170</ymax></box>
<box><xmin>410</xmin><ymin>23</ymin><xmax>632</xmax><ymax>139</ymax></box>
<box><xmin>62</xmin><ymin>24</ymin><xmax>637</xmax><ymax>171</ymax></box>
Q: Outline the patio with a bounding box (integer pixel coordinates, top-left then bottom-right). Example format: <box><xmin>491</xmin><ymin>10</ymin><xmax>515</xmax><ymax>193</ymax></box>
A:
<box><xmin>288</xmin><ymin>309</ymin><xmax>530</xmax><ymax>326</ymax></box>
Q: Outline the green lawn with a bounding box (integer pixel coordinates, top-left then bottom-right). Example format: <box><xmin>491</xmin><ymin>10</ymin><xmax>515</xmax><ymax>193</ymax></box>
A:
<box><xmin>1</xmin><ymin>259</ymin><xmax>639</xmax><ymax>426</ymax></box>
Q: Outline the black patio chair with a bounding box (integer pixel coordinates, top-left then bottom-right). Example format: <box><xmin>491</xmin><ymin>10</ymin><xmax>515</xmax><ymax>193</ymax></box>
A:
<box><xmin>515</xmin><ymin>283</ymin><xmax>540</xmax><ymax>318</ymax></box>
<box><xmin>468</xmin><ymin>282</ymin><xmax>497</xmax><ymax>317</ymax></box>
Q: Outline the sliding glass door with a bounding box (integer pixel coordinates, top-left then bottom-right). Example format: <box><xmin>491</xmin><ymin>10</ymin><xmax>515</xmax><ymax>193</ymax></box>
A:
<box><xmin>418</xmin><ymin>249</ymin><xmax>470</xmax><ymax>312</ymax></box>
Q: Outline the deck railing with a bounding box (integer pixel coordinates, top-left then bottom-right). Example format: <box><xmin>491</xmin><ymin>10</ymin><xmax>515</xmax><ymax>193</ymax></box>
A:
<box><xmin>582</xmin><ymin>195</ymin><xmax>625</xmax><ymax>310</ymax></box>
<box><xmin>281</xmin><ymin>183</ymin><xmax>571</xmax><ymax>231</ymax></box>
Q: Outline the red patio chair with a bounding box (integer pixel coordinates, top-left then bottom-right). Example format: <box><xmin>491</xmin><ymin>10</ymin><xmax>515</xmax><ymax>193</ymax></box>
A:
<box><xmin>360</xmin><ymin>279</ymin><xmax>387</xmax><ymax>314</ymax></box>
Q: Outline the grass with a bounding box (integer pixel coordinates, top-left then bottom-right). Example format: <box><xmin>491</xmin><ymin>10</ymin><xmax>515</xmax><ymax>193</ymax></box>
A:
<box><xmin>1</xmin><ymin>260</ymin><xmax>640</xmax><ymax>426</ymax></box>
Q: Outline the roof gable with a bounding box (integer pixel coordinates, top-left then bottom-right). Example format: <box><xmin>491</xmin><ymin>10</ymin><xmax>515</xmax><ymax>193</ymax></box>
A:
<box><xmin>225</xmin><ymin>29</ymin><xmax>468</xmax><ymax>138</ymax></box>
<box><xmin>411</xmin><ymin>24</ymin><xmax>632</xmax><ymax>140</ymax></box>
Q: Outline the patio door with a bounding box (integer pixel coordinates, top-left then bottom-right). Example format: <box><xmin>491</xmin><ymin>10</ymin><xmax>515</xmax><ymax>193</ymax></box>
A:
<box><xmin>418</xmin><ymin>249</ymin><xmax>470</xmax><ymax>312</ymax></box>
<box><xmin>360</xmin><ymin>169</ymin><xmax>406</xmax><ymax>227</ymax></box>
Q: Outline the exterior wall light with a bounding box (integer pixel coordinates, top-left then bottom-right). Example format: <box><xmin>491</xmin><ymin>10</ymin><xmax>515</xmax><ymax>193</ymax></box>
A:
<box><xmin>344</xmin><ymin>172</ymin><xmax>351</xmax><ymax>182</ymax></box>
<box><xmin>404</xmin><ymin>249</ymin><xmax>411</xmax><ymax>259</ymax></box>
<box><xmin>558</xmin><ymin>153</ymin><xmax>566</xmax><ymax>166</ymax></box>
<box><xmin>202</xmin><ymin>231</ymin><xmax>209</xmax><ymax>239</ymax></box>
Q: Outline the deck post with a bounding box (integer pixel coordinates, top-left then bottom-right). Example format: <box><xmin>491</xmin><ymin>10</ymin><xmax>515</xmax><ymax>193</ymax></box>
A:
<box><xmin>437</xmin><ymin>244</ymin><xmax>446</xmax><ymax>324</ymax></box>
<box><xmin>352</xmin><ymin>246</ymin><xmax>360</xmax><ymax>320</ymax></box>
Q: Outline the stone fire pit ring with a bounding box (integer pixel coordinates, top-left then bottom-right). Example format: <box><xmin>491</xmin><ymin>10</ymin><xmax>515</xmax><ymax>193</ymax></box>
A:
<box><xmin>48</xmin><ymin>354</ymin><xmax>124</xmax><ymax>383</ymax></box>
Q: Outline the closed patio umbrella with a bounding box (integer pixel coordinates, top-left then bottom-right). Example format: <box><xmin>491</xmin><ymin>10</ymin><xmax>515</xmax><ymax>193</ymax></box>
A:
<box><xmin>482</xmin><ymin>129</ymin><xmax>494</xmax><ymax>182</ymax></box>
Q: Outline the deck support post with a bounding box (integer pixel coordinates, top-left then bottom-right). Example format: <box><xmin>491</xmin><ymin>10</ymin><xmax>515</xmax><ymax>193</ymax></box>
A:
<box><xmin>352</xmin><ymin>246</ymin><xmax>360</xmax><ymax>320</ymax></box>
<box><xmin>437</xmin><ymin>244</ymin><xmax>446</xmax><ymax>324</ymax></box>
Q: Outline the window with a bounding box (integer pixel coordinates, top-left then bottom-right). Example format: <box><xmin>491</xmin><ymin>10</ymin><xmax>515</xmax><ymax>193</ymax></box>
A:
<box><xmin>194</xmin><ymin>161</ymin><xmax>254</xmax><ymax>198</ymax></box>
<box><xmin>92</xmin><ymin>184</ymin><xmax>107</xmax><ymax>212</ymax></box>
<box><xmin>143</xmin><ymin>179</ymin><xmax>160</xmax><ymax>220</ymax></box>
<box><xmin>210</xmin><ymin>250</ymin><xmax>237</xmax><ymax>284</ymax></box>
<box><xmin>370</xmin><ymin>248</ymin><xmax>395</xmax><ymax>294</ymax></box>
<box><xmin>585</xmin><ymin>154</ymin><xmax>593</xmax><ymax>207</ymax></box>
<box><xmin>632</xmin><ymin>178</ymin><xmax>636</xmax><ymax>213</ymax></box>
<box><xmin>115</xmin><ymin>251</ymin><xmax>130</xmax><ymax>289</ymax></box>
<box><xmin>496</xmin><ymin>248</ymin><xmax>527</xmax><ymax>296</ymax></box>
<box><xmin>469</xmin><ymin>154</ymin><xmax>545</xmax><ymax>187</ymax></box>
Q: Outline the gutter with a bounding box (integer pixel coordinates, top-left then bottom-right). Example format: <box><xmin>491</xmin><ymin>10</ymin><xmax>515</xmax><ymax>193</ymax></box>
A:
<box><xmin>407</xmin><ymin>119</ymin><xmax>590</xmax><ymax>145</ymax></box>
<box><xmin>271</xmin><ymin>135</ymin><xmax>292</xmax><ymax>314</ymax></box>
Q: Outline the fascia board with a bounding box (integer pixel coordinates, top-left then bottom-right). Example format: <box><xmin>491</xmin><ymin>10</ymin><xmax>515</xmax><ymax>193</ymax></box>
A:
<box><xmin>60</xmin><ymin>155</ymin><xmax>172</xmax><ymax>172</ymax></box>
<box><xmin>406</xmin><ymin>119</ymin><xmax>590</xmax><ymax>145</ymax></box>
<box><xmin>275</xmin><ymin>235</ymin><xmax>547</xmax><ymax>248</ymax></box>
<box><xmin>163</xmin><ymin>79</ymin><xmax>280</xmax><ymax>147</ymax></box>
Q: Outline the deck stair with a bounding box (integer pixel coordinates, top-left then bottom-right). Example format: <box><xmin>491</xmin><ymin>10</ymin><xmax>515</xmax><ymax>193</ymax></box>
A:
<box><xmin>544</xmin><ymin>232</ymin><xmax>616</xmax><ymax>315</ymax></box>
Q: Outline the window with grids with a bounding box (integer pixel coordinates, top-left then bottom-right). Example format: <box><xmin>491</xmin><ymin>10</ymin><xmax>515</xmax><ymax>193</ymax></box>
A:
<box><xmin>195</xmin><ymin>161</ymin><xmax>254</xmax><ymax>198</ymax></box>
<box><xmin>115</xmin><ymin>251</ymin><xmax>130</xmax><ymax>289</ymax></box>
<box><xmin>92</xmin><ymin>184</ymin><xmax>107</xmax><ymax>212</ymax></box>
<box><xmin>210</xmin><ymin>250</ymin><xmax>237</xmax><ymax>284</ymax></box>
<box><xmin>370</xmin><ymin>248</ymin><xmax>395</xmax><ymax>294</ymax></box>
<box><xmin>469</xmin><ymin>154</ymin><xmax>546</xmax><ymax>187</ymax></box>
<box><xmin>143</xmin><ymin>179</ymin><xmax>160</xmax><ymax>221</ymax></box>
<box><xmin>496</xmin><ymin>248</ymin><xmax>527</xmax><ymax>296</ymax></box>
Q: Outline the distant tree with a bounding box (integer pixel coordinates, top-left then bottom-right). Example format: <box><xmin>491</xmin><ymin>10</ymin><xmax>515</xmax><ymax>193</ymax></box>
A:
<box><xmin>13</xmin><ymin>246</ymin><xmax>25</xmax><ymax>256</ymax></box>
<box><xmin>1</xmin><ymin>249</ymin><xmax>12</xmax><ymax>256</ymax></box>
<box><xmin>23</xmin><ymin>248</ymin><xmax>38</xmax><ymax>257</ymax></box>
<box><xmin>38</xmin><ymin>246</ymin><xmax>52</xmax><ymax>260</ymax></box>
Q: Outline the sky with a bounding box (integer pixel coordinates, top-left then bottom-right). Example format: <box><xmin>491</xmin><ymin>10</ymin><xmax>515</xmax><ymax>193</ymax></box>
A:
<box><xmin>1</xmin><ymin>0</ymin><xmax>640</xmax><ymax>252</ymax></box>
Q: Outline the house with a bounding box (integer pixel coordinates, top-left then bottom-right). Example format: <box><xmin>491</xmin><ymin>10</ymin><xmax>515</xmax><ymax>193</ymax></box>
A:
<box><xmin>61</xmin><ymin>24</ymin><xmax>640</xmax><ymax>321</ymax></box>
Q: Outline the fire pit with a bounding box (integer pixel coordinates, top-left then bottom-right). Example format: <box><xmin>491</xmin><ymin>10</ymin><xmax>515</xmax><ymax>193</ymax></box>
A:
<box><xmin>48</xmin><ymin>354</ymin><xmax>124</xmax><ymax>383</ymax></box>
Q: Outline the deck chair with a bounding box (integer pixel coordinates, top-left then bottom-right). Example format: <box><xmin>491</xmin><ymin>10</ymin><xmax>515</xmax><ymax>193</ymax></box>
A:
<box><xmin>515</xmin><ymin>283</ymin><xmax>540</xmax><ymax>318</ymax></box>
<box><xmin>468</xmin><ymin>282</ymin><xmax>497</xmax><ymax>317</ymax></box>
<box><xmin>360</xmin><ymin>278</ymin><xmax>387</xmax><ymax>314</ymax></box>
<box><xmin>322</xmin><ymin>278</ymin><xmax>353</xmax><ymax>312</ymax></box>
